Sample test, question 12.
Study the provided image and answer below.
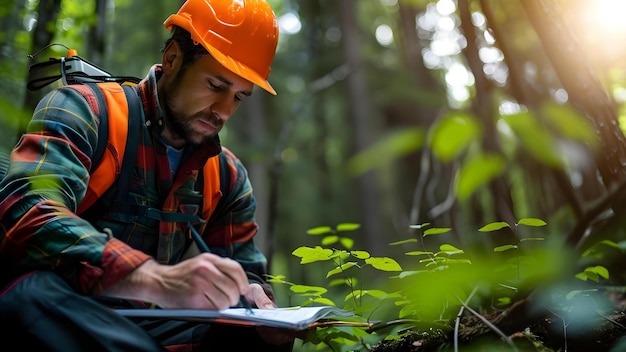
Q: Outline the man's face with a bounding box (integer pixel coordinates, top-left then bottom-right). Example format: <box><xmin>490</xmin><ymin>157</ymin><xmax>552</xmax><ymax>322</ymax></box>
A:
<box><xmin>159</xmin><ymin>44</ymin><xmax>254</xmax><ymax>146</ymax></box>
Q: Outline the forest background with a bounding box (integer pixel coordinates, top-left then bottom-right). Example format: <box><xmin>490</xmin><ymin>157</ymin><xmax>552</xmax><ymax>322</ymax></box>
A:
<box><xmin>2</xmin><ymin>0</ymin><xmax>626</xmax><ymax>350</ymax></box>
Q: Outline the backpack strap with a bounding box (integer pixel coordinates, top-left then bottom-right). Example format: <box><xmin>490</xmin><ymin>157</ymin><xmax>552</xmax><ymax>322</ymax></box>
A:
<box><xmin>87</xmin><ymin>84</ymin><xmax>109</xmax><ymax>172</ymax></box>
<box><xmin>113</xmin><ymin>85</ymin><xmax>140</xmax><ymax>203</ymax></box>
<box><xmin>77</xmin><ymin>82</ymin><xmax>135</xmax><ymax>213</ymax></box>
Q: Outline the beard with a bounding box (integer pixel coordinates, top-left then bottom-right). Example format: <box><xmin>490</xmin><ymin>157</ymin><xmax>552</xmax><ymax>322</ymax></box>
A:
<box><xmin>160</xmin><ymin>75</ymin><xmax>224</xmax><ymax>146</ymax></box>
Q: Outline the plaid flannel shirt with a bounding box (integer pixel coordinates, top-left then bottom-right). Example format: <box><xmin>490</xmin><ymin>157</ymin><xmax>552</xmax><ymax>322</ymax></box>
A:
<box><xmin>0</xmin><ymin>65</ymin><xmax>268</xmax><ymax>294</ymax></box>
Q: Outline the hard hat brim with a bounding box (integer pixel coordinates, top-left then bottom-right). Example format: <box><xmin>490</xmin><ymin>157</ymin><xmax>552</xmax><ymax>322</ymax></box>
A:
<box><xmin>164</xmin><ymin>15</ymin><xmax>277</xmax><ymax>96</ymax></box>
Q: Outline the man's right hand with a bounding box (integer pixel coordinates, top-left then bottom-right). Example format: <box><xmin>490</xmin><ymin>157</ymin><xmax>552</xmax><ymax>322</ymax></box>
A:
<box><xmin>102</xmin><ymin>253</ymin><xmax>249</xmax><ymax>310</ymax></box>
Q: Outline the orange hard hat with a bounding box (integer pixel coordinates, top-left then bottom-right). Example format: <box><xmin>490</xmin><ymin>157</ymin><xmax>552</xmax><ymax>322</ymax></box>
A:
<box><xmin>164</xmin><ymin>0</ymin><xmax>278</xmax><ymax>95</ymax></box>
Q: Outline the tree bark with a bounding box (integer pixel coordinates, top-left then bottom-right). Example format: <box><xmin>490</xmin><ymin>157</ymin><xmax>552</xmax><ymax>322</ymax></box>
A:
<box><xmin>340</xmin><ymin>0</ymin><xmax>385</xmax><ymax>249</ymax></box>
<box><xmin>23</xmin><ymin>0</ymin><xmax>62</xmax><ymax>119</ymax></box>
<box><xmin>459</xmin><ymin>0</ymin><xmax>517</xmax><ymax>228</ymax></box>
<box><xmin>239</xmin><ymin>94</ymin><xmax>272</xmax><ymax>261</ymax></box>
<box><xmin>87</xmin><ymin>0</ymin><xmax>108</xmax><ymax>64</ymax></box>
<box><xmin>521</xmin><ymin>0</ymin><xmax>626</xmax><ymax>189</ymax></box>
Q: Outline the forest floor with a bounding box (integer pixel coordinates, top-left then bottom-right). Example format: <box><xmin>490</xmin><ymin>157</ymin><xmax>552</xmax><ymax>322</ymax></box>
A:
<box><xmin>369</xmin><ymin>291</ymin><xmax>626</xmax><ymax>352</ymax></box>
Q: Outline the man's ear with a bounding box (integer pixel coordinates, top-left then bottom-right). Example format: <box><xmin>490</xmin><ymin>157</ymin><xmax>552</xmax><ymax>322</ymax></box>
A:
<box><xmin>162</xmin><ymin>40</ymin><xmax>180</xmax><ymax>74</ymax></box>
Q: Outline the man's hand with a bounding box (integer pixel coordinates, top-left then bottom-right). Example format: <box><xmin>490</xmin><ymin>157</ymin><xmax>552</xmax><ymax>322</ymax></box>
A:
<box><xmin>102</xmin><ymin>253</ymin><xmax>255</xmax><ymax>310</ymax></box>
<box><xmin>244</xmin><ymin>283</ymin><xmax>275</xmax><ymax>310</ymax></box>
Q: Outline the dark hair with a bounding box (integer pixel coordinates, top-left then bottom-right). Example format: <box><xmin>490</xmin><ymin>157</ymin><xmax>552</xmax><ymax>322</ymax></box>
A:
<box><xmin>163</xmin><ymin>26</ymin><xmax>210</xmax><ymax>72</ymax></box>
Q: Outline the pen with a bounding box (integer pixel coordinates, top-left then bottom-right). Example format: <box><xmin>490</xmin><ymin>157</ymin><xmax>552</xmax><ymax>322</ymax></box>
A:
<box><xmin>188</xmin><ymin>222</ymin><xmax>254</xmax><ymax>315</ymax></box>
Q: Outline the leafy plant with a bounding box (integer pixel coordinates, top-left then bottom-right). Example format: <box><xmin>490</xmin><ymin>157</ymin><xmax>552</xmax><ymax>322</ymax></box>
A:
<box><xmin>273</xmin><ymin>217</ymin><xmax>619</xmax><ymax>351</ymax></box>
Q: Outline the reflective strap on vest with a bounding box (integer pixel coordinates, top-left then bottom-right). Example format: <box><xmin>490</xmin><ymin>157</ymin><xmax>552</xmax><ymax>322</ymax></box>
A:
<box><xmin>202</xmin><ymin>155</ymin><xmax>221</xmax><ymax>221</ymax></box>
<box><xmin>78</xmin><ymin>82</ymin><xmax>129</xmax><ymax>213</ymax></box>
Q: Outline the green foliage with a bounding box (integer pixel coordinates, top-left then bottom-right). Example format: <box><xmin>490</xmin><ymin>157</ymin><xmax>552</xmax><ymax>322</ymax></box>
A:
<box><xmin>575</xmin><ymin>265</ymin><xmax>609</xmax><ymax>282</ymax></box>
<box><xmin>501</xmin><ymin>111</ymin><xmax>564</xmax><ymax>167</ymax></box>
<box><xmin>479</xmin><ymin>218</ymin><xmax>547</xmax><ymax>252</ymax></box>
<box><xmin>0</xmin><ymin>97</ymin><xmax>29</xmax><ymax>149</ymax></box>
<box><xmin>456</xmin><ymin>153</ymin><xmax>505</xmax><ymax>200</ymax></box>
<box><xmin>542</xmin><ymin>102</ymin><xmax>600</xmax><ymax>148</ymax></box>
<box><xmin>347</xmin><ymin>127</ymin><xmax>425</xmax><ymax>176</ymax></box>
<box><xmin>428</xmin><ymin>111</ymin><xmax>481</xmax><ymax>163</ymax></box>
<box><xmin>274</xmin><ymin>216</ymin><xmax>625</xmax><ymax>351</ymax></box>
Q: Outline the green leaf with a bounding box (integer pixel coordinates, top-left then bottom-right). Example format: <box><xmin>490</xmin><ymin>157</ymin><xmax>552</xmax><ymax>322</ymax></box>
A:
<box><xmin>322</xmin><ymin>235</ymin><xmax>339</xmax><ymax>246</ymax></box>
<box><xmin>345</xmin><ymin>289</ymin><xmax>389</xmax><ymax>301</ymax></box>
<box><xmin>566</xmin><ymin>289</ymin><xmax>597</xmax><ymax>300</ymax></box>
<box><xmin>292</xmin><ymin>246</ymin><xmax>334</xmax><ymax>264</ymax></box>
<box><xmin>309</xmin><ymin>297</ymin><xmax>336</xmax><ymax>306</ymax></box>
<box><xmin>399</xmin><ymin>305</ymin><xmax>418</xmax><ymax>318</ymax></box>
<box><xmin>497</xmin><ymin>297</ymin><xmax>511</xmax><ymax>306</ymax></box>
<box><xmin>344</xmin><ymin>291</ymin><xmax>358</xmax><ymax>302</ymax></box>
<box><xmin>397</xmin><ymin>270</ymin><xmax>424</xmax><ymax>279</ymax></box>
<box><xmin>336</xmin><ymin>223</ymin><xmax>361</xmax><ymax>232</ymax></box>
<box><xmin>405</xmin><ymin>251</ymin><xmax>433</xmax><ymax>256</ymax></box>
<box><xmin>438</xmin><ymin>244</ymin><xmax>464</xmax><ymax>255</ymax></box>
<box><xmin>290</xmin><ymin>285</ymin><xmax>327</xmax><ymax>295</ymax></box>
<box><xmin>585</xmin><ymin>265</ymin><xmax>610</xmax><ymax>279</ymax></box>
<box><xmin>543</xmin><ymin>102</ymin><xmax>599</xmax><ymax>148</ymax></box>
<box><xmin>575</xmin><ymin>272</ymin><xmax>593</xmax><ymax>282</ymax></box>
<box><xmin>494</xmin><ymin>244</ymin><xmax>517</xmax><ymax>252</ymax></box>
<box><xmin>389</xmin><ymin>239</ymin><xmax>419</xmax><ymax>245</ymax></box>
<box><xmin>566</xmin><ymin>289</ymin><xmax>582</xmax><ymax>300</ymax></box>
<box><xmin>331</xmin><ymin>250</ymin><xmax>351</xmax><ymax>261</ymax></box>
<box><xmin>365</xmin><ymin>257</ymin><xmax>402</xmax><ymax>271</ymax></box>
<box><xmin>446</xmin><ymin>258</ymin><xmax>472</xmax><ymax>264</ymax></box>
<box><xmin>347</xmin><ymin>127</ymin><xmax>425</xmax><ymax>176</ymax></box>
<box><xmin>264</xmin><ymin>274</ymin><xmax>294</xmax><ymax>285</ymax></box>
<box><xmin>456</xmin><ymin>153</ymin><xmax>505</xmax><ymax>200</ymax></box>
<box><xmin>582</xmin><ymin>240</ymin><xmax>622</xmax><ymax>257</ymax></box>
<box><xmin>350</xmin><ymin>250</ymin><xmax>370</xmax><ymax>259</ymax></box>
<box><xmin>429</xmin><ymin>112</ymin><xmax>481</xmax><ymax>162</ymax></box>
<box><xmin>307</xmin><ymin>226</ymin><xmax>333</xmax><ymax>235</ymax></box>
<box><xmin>420</xmin><ymin>256</ymin><xmax>445</xmax><ymax>264</ymax></box>
<box><xmin>502</xmin><ymin>112</ymin><xmax>563</xmax><ymax>167</ymax></box>
<box><xmin>424</xmin><ymin>227</ymin><xmax>451</xmax><ymax>236</ymax></box>
<box><xmin>340</xmin><ymin>237</ymin><xmax>355</xmax><ymax>249</ymax></box>
<box><xmin>326</xmin><ymin>262</ymin><xmax>358</xmax><ymax>278</ymax></box>
<box><xmin>516</xmin><ymin>218</ymin><xmax>547</xmax><ymax>227</ymax></box>
<box><xmin>479</xmin><ymin>222</ymin><xmax>510</xmax><ymax>232</ymax></box>
<box><xmin>329</xmin><ymin>277</ymin><xmax>357</xmax><ymax>287</ymax></box>
<box><xmin>519</xmin><ymin>237</ymin><xmax>544</xmax><ymax>242</ymax></box>
<box><xmin>363</xmin><ymin>289</ymin><xmax>389</xmax><ymax>298</ymax></box>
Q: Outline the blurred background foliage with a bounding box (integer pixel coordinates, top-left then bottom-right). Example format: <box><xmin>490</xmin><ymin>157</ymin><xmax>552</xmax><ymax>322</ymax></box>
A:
<box><xmin>2</xmin><ymin>0</ymin><xmax>626</xmax><ymax>313</ymax></box>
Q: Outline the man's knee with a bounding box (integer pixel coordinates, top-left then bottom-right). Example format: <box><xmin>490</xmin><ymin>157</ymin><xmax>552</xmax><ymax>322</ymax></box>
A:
<box><xmin>0</xmin><ymin>271</ymin><xmax>67</xmax><ymax>318</ymax></box>
<box><xmin>0</xmin><ymin>271</ymin><xmax>163</xmax><ymax>352</ymax></box>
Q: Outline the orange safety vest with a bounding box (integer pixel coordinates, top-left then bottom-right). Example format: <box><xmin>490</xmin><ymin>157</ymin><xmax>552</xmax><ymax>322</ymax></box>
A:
<box><xmin>72</xmin><ymin>82</ymin><xmax>221</xmax><ymax>222</ymax></box>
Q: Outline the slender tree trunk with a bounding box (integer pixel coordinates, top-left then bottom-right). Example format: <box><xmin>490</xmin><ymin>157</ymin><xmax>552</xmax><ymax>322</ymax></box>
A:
<box><xmin>21</xmin><ymin>0</ymin><xmax>62</xmax><ymax>136</ymax></box>
<box><xmin>340</xmin><ymin>0</ymin><xmax>385</xmax><ymax>249</ymax></box>
<box><xmin>1</xmin><ymin>0</ymin><xmax>28</xmax><ymax>103</ymax></box>
<box><xmin>239</xmin><ymin>94</ymin><xmax>272</xmax><ymax>261</ymax></box>
<box><xmin>458</xmin><ymin>0</ymin><xmax>516</xmax><ymax>227</ymax></box>
<box><xmin>87</xmin><ymin>0</ymin><xmax>107</xmax><ymax>64</ymax></box>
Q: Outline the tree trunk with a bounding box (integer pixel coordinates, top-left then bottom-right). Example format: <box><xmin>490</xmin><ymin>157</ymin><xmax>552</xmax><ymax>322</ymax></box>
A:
<box><xmin>87</xmin><ymin>0</ymin><xmax>108</xmax><ymax>64</ymax></box>
<box><xmin>239</xmin><ymin>94</ymin><xmax>272</xmax><ymax>262</ymax></box>
<box><xmin>340</xmin><ymin>0</ymin><xmax>385</xmax><ymax>249</ymax></box>
<box><xmin>459</xmin><ymin>0</ymin><xmax>516</xmax><ymax>227</ymax></box>
<box><xmin>521</xmin><ymin>0</ymin><xmax>626</xmax><ymax>189</ymax></box>
<box><xmin>23</xmin><ymin>0</ymin><xmax>62</xmax><ymax>121</ymax></box>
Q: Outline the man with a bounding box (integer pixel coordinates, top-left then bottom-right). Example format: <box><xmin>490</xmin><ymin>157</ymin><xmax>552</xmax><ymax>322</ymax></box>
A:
<box><xmin>0</xmin><ymin>0</ymin><xmax>292</xmax><ymax>350</ymax></box>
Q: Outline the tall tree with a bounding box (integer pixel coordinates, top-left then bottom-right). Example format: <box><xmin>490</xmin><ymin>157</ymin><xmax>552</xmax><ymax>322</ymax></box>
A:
<box><xmin>22</xmin><ymin>0</ymin><xmax>62</xmax><ymax>118</ymax></box>
<box><xmin>340</xmin><ymin>0</ymin><xmax>386</xmax><ymax>250</ymax></box>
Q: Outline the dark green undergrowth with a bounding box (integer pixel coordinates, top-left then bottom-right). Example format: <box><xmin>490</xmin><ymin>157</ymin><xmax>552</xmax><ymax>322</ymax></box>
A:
<box><xmin>272</xmin><ymin>220</ymin><xmax>626</xmax><ymax>351</ymax></box>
